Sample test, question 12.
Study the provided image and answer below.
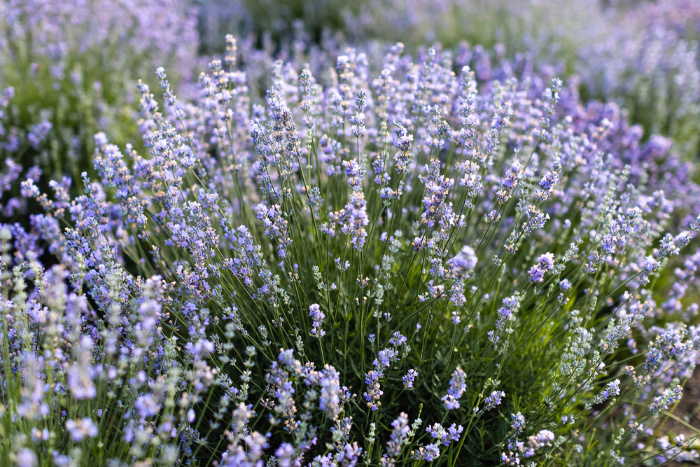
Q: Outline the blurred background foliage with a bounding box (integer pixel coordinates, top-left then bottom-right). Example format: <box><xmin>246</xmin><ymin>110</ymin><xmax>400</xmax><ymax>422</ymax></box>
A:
<box><xmin>0</xmin><ymin>0</ymin><xmax>198</xmax><ymax>218</ymax></box>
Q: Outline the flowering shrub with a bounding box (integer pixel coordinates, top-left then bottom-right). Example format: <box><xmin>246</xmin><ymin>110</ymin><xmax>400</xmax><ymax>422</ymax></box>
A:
<box><xmin>3</xmin><ymin>37</ymin><xmax>700</xmax><ymax>465</ymax></box>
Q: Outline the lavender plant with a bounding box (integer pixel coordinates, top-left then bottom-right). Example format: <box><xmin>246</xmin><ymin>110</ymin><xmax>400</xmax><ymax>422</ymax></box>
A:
<box><xmin>3</xmin><ymin>37</ymin><xmax>700</xmax><ymax>465</ymax></box>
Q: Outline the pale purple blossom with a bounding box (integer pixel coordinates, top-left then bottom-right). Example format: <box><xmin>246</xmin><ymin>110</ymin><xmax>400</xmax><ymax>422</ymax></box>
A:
<box><xmin>309</xmin><ymin>303</ymin><xmax>326</xmax><ymax>338</ymax></box>
<box><xmin>442</xmin><ymin>367</ymin><xmax>467</xmax><ymax>409</ymax></box>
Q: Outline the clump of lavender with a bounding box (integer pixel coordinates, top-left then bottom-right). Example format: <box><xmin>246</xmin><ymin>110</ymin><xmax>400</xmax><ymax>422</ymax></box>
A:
<box><xmin>5</xmin><ymin>36</ymin><xmax>700</xmax><ymax>466</ymax></box>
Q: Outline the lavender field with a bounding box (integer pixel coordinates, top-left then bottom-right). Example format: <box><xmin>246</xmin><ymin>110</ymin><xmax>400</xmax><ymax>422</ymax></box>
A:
<box><xmin>2</xmin><ymin>0</ymin><xmax>700</xmax><ymax>465</ymax></box>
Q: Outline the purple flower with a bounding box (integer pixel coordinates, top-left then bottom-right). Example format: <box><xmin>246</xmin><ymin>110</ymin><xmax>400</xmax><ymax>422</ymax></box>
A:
<box><xmin>16</xmin><ymin>450</ymin><xmax>37</xmax><ymax>467</ymax></box>
<box><xmin>537</xmin><ymin>253</ymin><xmax>555</xmax><ymax>271</ymax></box>
<box><xmin>402</xmin><ymin>369</ymin><xmax>418</xmax><ymax>389</ymax></box>
<box><xmin>393</xmin><ymin>123</ymin><xmax>413</xmax><ymax>175</ymax></box>
<box><xmin>484</xmin><ymin>390</ymin><xmax>505</xmax><ymax>411</ymax></box>
<box><xmin>511</xmin><ymin>412</ymin><xmax>526</xmax><ymax>435</ymax></box>
<box><xmin>65</xmin><ymin>418</ymin><xmax>98</xmax><ymax>442</ymax></box>
<box><xmin>135</xmin><ymin>393</ymin><xmax>160</xmax><ymax>419</ymax></box>
<box><xmin>426</xmin><ymin>422</ymin><xmax>463</xmax><ymax>446</ymax></box>
<box><xmin>420</xmin><ymin>160</ymin><xmax>455</xmax><ymax>228</ymax></box>
<box><xmin>416</xmin><ymin>444</ymin><xmax>441</xmax><ymax>462</ymax></box>
<box><xmin>528</xmin><ymin>265</ymin><xmax>545</xmax><ymax>283</ymax></box>
<box><xmin>67</xmin><ymin>336</ymin><xmax>96</xmax><ymax>400</ymax></box>
<box><xmin>497</xmin><ymin>160</ymin><xmax>523</xmax><ymax>204</ymax></box>
<box><xmin>318</xmin><ymin>365</ymin><xmax>343</xmax><ymax>420</ymax></box>
<box><xmin>309</xmin><ymin>303</ymin><xmax>326</xmax><ymax>338</ymax></box>
<box><xmin>649</xmin><ymin>386</ymin><xmax>683</xmax><ymax>414</ymax></box>
<box><xmin>524</xmin><ymin>430</ymin><xmax>555</xmax><ymax>457</ymax></box>
<box><xmin>388</xmin><ymin>332</ymin><xmax>407</xmax><ymax>347</ymax></box>
<box><xmin>448</xmin><ymin>245</ymin><xmax>478</xmax><ymax>278</ymax></box>
<box><xmin>256</xmin><ymin>203</ymin><xmax>292</xmax><ymax>258</ymax></box>
<box><xmin>495</xmin><ymin>293</ymin><xmax>522</xmax><ymax>330</ymax></box>
<box><xmin>442</xmin><ymin>367</ymin><xmax>467</xmax><ymax>409</ymax></box>
<box><xmin>386</xmin><ymin>412</ymin><xmax>410</xmax><ymax>457</ymax></box>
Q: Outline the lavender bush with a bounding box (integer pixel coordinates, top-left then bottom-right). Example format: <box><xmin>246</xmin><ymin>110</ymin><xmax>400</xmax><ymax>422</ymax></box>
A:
<box><xmin>2</xmin><ymin>36</ymin><xmax>700</xmax><ymax>465</ymax></box>
<box><xmin>4</xmin><ymin>0</ymin><xmax>698</xmax><ymax>230</ymax></box>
